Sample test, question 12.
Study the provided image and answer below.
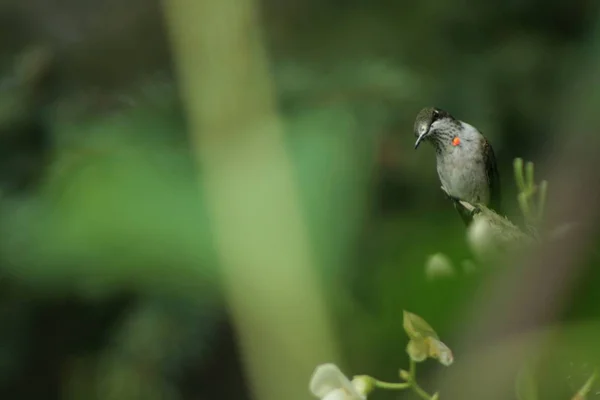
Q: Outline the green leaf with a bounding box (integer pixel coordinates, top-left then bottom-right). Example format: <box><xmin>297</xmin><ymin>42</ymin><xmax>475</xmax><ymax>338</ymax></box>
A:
<box><xmin>403</xmin><ymin>311</ymin><xmax>439</xmax><ymax>340</ymax></box>
<box><xmin>525</xmin><ymin>161</ymin><xmax>535</xmax><ymax>190</ymax></box>
<box><xmin>513</xmin><ymin>158</ymin><xmax>526</xmax><ymax>192</ymax></box>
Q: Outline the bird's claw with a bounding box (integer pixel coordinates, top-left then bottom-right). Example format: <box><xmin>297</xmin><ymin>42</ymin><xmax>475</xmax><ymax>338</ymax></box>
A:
<box><xmin>470</xmin><ymin>205</ymin><xmax>482</xmax><ymax>217</ymax></box>
<box><xmin>441</xmin><ymin>186</ymin><xmax>483</xmax><ymax>218</ymax></box>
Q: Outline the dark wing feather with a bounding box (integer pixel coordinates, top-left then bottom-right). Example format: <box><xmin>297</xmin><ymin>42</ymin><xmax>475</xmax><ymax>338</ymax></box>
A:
<box><xmin>482</xmin><ymin>137</ymin><xmax>502</xmax><ymax>215</ymax></box>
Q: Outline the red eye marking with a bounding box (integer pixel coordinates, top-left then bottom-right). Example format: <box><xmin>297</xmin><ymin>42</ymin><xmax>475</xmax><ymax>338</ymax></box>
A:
<box><xmin>452</xmin><ymin>137</ymin><xmax>461</xmax><ymax>146</ymax></box>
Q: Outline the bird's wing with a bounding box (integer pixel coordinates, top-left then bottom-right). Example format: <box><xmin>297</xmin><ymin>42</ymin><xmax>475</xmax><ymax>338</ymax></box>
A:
<box><xmin>482</xmin><ymin>137</ymin><xmax>502</xmax><ymax>214</ymax></box>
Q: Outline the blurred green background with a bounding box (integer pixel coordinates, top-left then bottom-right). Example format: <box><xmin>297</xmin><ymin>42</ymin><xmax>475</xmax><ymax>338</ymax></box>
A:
<box><xmin>0</xmin><ymin>0</ymin><xmax>599</xmax><ymax>399</ymax></box>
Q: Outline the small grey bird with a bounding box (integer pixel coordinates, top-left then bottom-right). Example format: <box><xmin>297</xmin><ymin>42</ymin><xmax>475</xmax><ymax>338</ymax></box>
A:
<box><xmin>413</xmin><ymin>107</ymin><xmax>502</xmax><ymax>224</ymax></box>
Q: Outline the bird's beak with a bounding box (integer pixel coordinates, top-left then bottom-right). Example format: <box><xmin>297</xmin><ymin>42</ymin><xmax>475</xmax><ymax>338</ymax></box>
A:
<box><xmin>414</xmin><ymin>132</ymin><xmax>427</xmax><ymax>149</ymax></box>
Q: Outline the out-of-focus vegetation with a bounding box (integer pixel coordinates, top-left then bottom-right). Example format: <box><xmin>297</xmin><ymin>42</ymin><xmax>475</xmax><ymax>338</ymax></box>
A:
<box><xmin>0</xmin><ymin>0</ymin><xmax>599</xmax><ymax>399</ymax></box>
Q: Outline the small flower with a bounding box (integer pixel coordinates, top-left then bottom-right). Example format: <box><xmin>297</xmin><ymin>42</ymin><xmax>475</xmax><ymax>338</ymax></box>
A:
<box><xmin>406</xmin><ymin>337</ymin><xmax>428</xmax><ymax>362</ymax></box>
<box><xmin>425</xmin><ymin>336</ymin><xmax>454</xmax><ymax>366</ymax></box>
<box><xmin>403</xmin><ymin>311</ymin><xmax>454</xmax><ymax>366</ymax></box>
<box><xmin>309</xmin><ymin>364</ymin><xmax>368</xmax><ymax>400</ymax></box>
<box><xmin>351</xmin><ymin>375</ymin><xmax>375</xmax><ymax>397</ymax></box>
<box><xmin>425</xmin><ymin>253</ymin><xmax>455</xmax><ymax>280</ymax></box>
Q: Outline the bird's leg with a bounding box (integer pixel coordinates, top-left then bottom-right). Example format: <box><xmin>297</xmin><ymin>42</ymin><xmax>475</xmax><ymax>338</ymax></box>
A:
<box><xmin>440</xmin><ymin>186</ymin><xmax>482</xmax><ymax>218</ymax></box>
<box><xmin>469</xmin><ymin>204</ymin><xmax>483</xmax><ymax>217</ymax></box>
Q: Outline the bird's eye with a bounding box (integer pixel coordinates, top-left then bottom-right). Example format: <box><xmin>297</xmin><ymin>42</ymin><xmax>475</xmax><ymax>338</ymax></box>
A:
<box><xmin>419</xmin><ymin>125</ymin><xmax>427</xmax><ymax>135</ymax></box>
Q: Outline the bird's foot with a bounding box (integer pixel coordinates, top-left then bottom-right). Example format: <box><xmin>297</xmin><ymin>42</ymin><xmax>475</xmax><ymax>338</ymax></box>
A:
<box><xmin>441</xmin><ymin>186</ymin><xmax>482</xmax><ymax>218</ymax></box>
<box><xmin>470</xmin><ymin>204</ymin><xmax>482</xmax><ymax>217</ymax></box>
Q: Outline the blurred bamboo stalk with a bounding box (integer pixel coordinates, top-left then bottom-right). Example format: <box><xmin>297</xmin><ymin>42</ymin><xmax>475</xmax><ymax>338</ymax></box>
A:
<box><xmin>162</xmin><ymin>1</ymin><xmax>339</xmax><ymax>400</ymax></box>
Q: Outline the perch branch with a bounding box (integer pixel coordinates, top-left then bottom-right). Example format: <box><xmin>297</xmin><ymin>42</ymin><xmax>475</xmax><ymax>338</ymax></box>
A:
<box><xmin>439</xmin><ymin>186</ymin><xmax>535</xmax><ymax>249</ymax></box>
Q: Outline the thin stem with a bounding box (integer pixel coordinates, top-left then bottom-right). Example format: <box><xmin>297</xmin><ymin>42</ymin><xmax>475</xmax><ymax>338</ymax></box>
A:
<box><xmin>374</xmin><ymin>380</ymin><xmax>411</xmax><ymax>390</ymax></box>
<box><xmin>409</xmin><ymin>358</ymin><xmax>417</xmax><ymax>380</ymax></box>
<box><xmin>408</xmin><ymin>359</ymin><xmax>434</xmax><ymax>400</ymax></box>
<box><xmin>412</xmin><ymin>382</ymin><xmax>434</xmax><ymax>400</ymax></box>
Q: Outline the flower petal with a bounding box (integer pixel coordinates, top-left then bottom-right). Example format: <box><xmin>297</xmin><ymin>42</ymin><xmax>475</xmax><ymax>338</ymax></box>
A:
<box><xmin>427</xmin><ymin>338</ymin><xmax>454</xmax><ymax>366</ymax></box>
<box><xmin>309</xmin><ymin>364</ymin><xmax>365</xmax><ymax>399</ymax></box>
<box><xmin>406</xmin><ymin>339</ymin><xmax>428</xmax><ymax>362</ymax></box>
<box><xmin>351</xmin><ymin>376</ymin><xmax>374</xmax><ymax>397</ymax></box>
<box><xmin>322</xmin><ymin>389</ymin><xmax>351</xmax><ymax>400</ymax></box>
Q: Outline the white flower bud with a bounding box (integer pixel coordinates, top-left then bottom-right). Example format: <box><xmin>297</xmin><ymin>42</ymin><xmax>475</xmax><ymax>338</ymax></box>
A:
<box><xmin>467</xmin><ymin>217</ymin><xmax>496</xmax><ymax>260</ymax></box>
<box><xmin>425</xmin><ymin>253</ymin><xmax>455</xmax><ymax>280</ymax></box>
<box><xmin>310</xmin><ymin>364</ymin><xmax>366</xmax><ymax>400</ymax></box>
<box><xmin>350</xmin><ymin>376</ymin><xmax>374</xmax><ymax>397</ymax></box>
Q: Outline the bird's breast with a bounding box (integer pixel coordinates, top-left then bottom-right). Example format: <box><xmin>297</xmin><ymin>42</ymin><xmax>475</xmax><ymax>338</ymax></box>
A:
<box><xmin>436</xmin><ymin>148</ymin><xmax>490</xmax><ymax>205</ymax></box>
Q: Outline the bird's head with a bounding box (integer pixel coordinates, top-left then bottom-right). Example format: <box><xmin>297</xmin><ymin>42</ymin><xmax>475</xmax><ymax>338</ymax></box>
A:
<box><xmin>413</xmin><ymin>107</ymin><xmax>458</xmax><ymax>149</ymax></box>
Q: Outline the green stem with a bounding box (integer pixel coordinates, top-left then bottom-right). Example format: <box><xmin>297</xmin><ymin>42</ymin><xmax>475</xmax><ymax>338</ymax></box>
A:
<box><xmin>374</xmin><ymin>380</ymin><xmax>411</xmax><ymax>390</ymax></box>
<box><xmin>410</xmin><ymin>358</ymin><xmax>417</xmax><ymax>379</ymax></box>
<box><xmin>408</xmin><ymin>359</ymin><xmax>434</xmax><ymax>400</ymax></box>
<box><xmin>412</xmin><ymin>382</ymin><xmax>434</xmax><ymax>400</ymax></box>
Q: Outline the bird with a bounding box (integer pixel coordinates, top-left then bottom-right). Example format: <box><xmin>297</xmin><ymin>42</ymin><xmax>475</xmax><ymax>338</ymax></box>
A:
<box><xmin>413</xmin><ymin>107</ymin><xmax>502</xmax><ymax>224</ymax></box>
